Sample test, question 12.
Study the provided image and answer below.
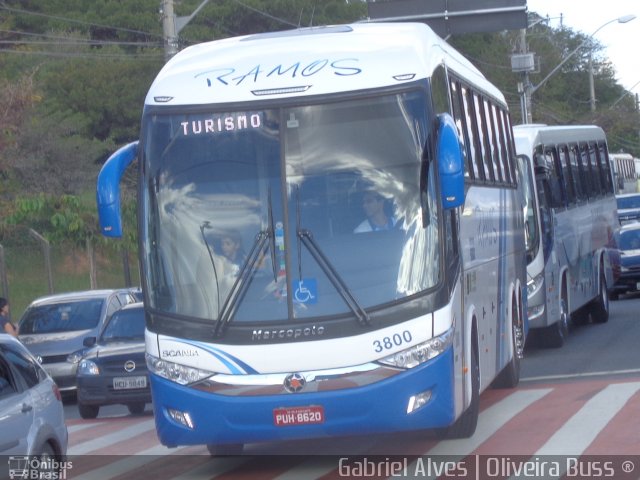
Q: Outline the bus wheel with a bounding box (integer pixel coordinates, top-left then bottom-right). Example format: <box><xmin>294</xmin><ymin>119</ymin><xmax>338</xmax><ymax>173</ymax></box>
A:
<box><xmin>544</xmin><ymin>296</ymin><xmax>569</xmax><ymax>348</ymax></box>
<box><xmin>492</xmin><ymin>304</ymin><xmax>522</xmax><ymax>388</ymax></box>
<box><xmin>592</xmin><ymin>272</ymin><xmax>609</xmax><ymax>324</ymax></box>
<box><xmin>207</xmin><ymin>443</ymin><xmax>244</xmax><ymax>456</ymax></box>
<box><xmin>438</xmin><ymin>337</ymin><xmax>479</xmax><ymax>439</ymax></box>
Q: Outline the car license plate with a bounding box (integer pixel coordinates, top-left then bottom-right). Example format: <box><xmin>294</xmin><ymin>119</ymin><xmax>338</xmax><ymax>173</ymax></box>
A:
<box><xmin>273</xmin><ymin>405</ymin><xmax>324</xmax><ymax>426</ymax></box>
<box><xmin>113</xmin><ymin>376</ymin><xmax>147</xmax><ymax>390</ymax></box>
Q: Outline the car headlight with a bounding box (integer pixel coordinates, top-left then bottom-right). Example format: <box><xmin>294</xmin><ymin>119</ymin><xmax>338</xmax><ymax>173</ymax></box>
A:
<box><xmin>67</xmin><ymin>350</ymin><xmax>85</xmax><ymax>364</ymax></box>
<box><xmin>620</xmin><ymin>265</ymin><xmax>629</xmax><ymax>272</ymax></box>
<box><xmin>78</xmin><ymin>359</ymin><xmax>100</xmax><ymax>376</ymax></box>
<box><xmin>146</xmin><ymin>353</ymin><xmax>214</xmax><ymax>385</ymax></box>
<box><xmin>377</xmin><ymin>328</ymin><xmax>453</xmax><ymax>369</ymax></box>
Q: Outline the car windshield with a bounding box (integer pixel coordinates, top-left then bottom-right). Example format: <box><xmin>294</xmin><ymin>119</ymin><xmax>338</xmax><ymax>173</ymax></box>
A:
<box><xmin>141</xmin><ymin>90</ymin><xmax>440</xmax><ymax>326</ymax></box>
<box><xmin>618</xmin><ymin>229</ymin><xmax>640</xmax><ymax>251</ymax></box>
<box><xmin>100</xmin><ymin>308</ymin><xmax>145</xmax><ymax>342</ymax></box>
<box><xmin>19</xmin><ymin>299</ymin><xmax>104</xmax><ymax>334</ymax></box>
<box><xmin>617</xmin><ymin>195</ymin><xmax>640</xmax><ymax>209</ymax></box>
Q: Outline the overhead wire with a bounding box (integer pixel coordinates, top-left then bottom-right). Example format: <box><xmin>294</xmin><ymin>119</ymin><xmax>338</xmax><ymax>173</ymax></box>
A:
<box><xmin>0</xmin><ymin>3</ymin><xmax>163</xmax><ymax>39</ymax></box>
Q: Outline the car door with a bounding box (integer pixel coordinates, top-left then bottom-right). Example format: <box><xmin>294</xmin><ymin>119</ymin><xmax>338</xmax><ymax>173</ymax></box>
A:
<box><xmin>0</xmin><ymin>349</ymin><xmax>33</xmax><ymax>455</ymax></box>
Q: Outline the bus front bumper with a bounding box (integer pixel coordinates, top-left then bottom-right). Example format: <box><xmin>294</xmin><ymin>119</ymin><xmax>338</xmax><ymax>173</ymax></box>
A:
<box><xmin>150</xmin><ymin>348</ymin><xmax>456</xmax><ymax>448</ymax></box>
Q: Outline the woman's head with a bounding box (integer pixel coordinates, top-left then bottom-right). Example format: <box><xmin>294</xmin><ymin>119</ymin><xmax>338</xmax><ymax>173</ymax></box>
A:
<box><xmin>220</xmin><ymin>230</ymin><xmax>243</xmax><ymax>261</ymax></box>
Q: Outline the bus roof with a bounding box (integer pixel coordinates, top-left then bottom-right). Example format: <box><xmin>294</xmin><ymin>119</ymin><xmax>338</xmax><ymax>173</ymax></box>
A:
<box><xmin>512</xmin><ymin>124</ymin><xmax>607</xmax><ymax>155</ymax></box>
<box><xmin>146</xmin><ymin>22</ymin><xmax>505</xmax><ymax>107</ymax></box>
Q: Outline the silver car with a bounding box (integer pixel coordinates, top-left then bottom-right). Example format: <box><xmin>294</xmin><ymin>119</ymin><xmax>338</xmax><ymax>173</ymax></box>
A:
<box><xmin>0</xmin><ymin>334</ymin><xmax>68</xmax><ymax>463</ymax></box>
<box><xmin>18</xmin><ymin>289</ymin><xmax>137</xmax><ymax>393</ymax></box>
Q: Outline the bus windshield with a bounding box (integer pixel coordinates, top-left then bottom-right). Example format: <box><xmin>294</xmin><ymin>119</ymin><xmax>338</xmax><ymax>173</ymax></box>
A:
<box><xmin>141</xmin><ymin>90</ymin><xmax>440</xmax><ymax>327</ymax></box>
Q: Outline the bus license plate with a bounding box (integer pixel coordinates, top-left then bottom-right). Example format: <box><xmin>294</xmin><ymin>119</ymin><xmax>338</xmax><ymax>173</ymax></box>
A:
<box><xmin>113</xmin><ymin>376</ymin><xmax>147</xmax><ymax>390</ymax></box>
<box><xmin>273</xmin><ymin>406</ymin><xmax>324</xmax><ymax>426</ymax></box>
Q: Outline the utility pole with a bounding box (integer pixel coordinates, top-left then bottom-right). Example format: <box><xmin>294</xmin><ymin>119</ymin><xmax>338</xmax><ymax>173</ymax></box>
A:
<box><xmin>511</xmin><ymin>27</ymin><xmax>535</xmax><ymax>124</ymax></box>
<box><xmin>161</xmin><ymin>0</ymin><xmax>178</xmax><ymax>61</ymax></box>
<box><xmin>589</xmin><ymin>53</ymin><xmax>596</xmax><ymax>111</ymax></box>
<box><xmin>161</xmin><ymin>0</ymin><xmax>212</xmax><ymax>62</ymax></box>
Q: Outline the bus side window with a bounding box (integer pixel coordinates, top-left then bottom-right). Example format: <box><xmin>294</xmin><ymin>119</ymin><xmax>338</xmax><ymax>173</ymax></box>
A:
<box><xmin>449</xmin><ymin>79</ymin><xmax>472</xmax><ymax>181</ymax></box>
<box><xmin>560</xmin><ymin>145</ymin><xmax>576</xmax><ymax>205</ymax></box>
<box><xmin>595</xmin><ymin>142</ymin><xmax>613</xmax><ymax>194</ymax></box>
<box><xmin>543</xmin><ymin>147</ymin><xmax>564</xmax><ymax>208</ymax></box>
<box><xmin>475</xmin><ymin>93</ymin><xmax>495</xmax><ymax>182</ymax></box>
<box><xmin>574</xmin><ymin>144</ymin><xmax>590</xmax><ymax>200</ymax></box>
<box><xmin>587</xmin><ymin>142</ymin><xmax>603</xmax><ymax>196</ymax></box>
<box><xmin>462</xmin><ymin>87</ymin><xmax>483</xmax><ymax>181</ymax></box>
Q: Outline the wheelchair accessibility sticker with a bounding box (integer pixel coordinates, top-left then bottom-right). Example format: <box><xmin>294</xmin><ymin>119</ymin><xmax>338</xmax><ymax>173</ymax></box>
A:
<box><xmin>293</xmin><ymin>278</ymin><xmax>317</xmax><ymax>304</ymax></box>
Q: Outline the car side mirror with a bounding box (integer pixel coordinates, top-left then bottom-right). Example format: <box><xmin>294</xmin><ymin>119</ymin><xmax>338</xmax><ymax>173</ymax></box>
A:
<box><xmin>83</xmin><ymin>337</ymin><xmax>97</xmax><ymax>348</ymax></box>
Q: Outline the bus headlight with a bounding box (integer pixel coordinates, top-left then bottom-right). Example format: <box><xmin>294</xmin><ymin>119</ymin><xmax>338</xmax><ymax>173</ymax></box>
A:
<box><xmin>378</xmin><ymin>329</ymin><xmax>453</xmax><ymax>369</ymax></box>
<box><xmin>527</xmin><ymin>273</ymin><xmax>544</xmax><ymax>298</ymax></box>
<box><xmin>146</xmin><ymin>353</ymin><xmax>214</xmax><ymax>385</ymax></box>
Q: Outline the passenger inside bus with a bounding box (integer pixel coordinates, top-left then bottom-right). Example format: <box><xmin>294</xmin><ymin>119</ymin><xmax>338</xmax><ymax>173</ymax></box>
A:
<box><xmin>218</xmin><ymin>230</ymin><xmax>246</xmax><ymax>269</ymax></box>
<box><xmin>353</xmin><ymin>190</ymin><xmax>398</xmax><ymax>233</ymax></box>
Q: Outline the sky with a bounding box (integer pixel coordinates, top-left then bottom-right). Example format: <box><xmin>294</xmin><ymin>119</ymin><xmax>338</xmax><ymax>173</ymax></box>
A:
<box><xmin>525</xmin><ymin>0</ymin><xmax>640</xmax><ymax>94</ymax></box>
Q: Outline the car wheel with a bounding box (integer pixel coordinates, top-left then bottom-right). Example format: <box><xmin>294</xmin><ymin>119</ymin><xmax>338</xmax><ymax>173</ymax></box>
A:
<box><xmin>32</xmin><ymin>443</ymin><xmax>62</xmax><ymax>477</ymax></box>
<box><xmin>206</xmin><ymin>443</ymin><xmax>244</xmax><ymax>456</ymax></box>
<box><xmin>78</xmin><ymin>402</ymin><xmax>99</xmax><ymax>419</ymax></box>
<box><xmin>127</xmin><ymin>402</ymin><xmax>146</xmax><ymax>415</ymax></box>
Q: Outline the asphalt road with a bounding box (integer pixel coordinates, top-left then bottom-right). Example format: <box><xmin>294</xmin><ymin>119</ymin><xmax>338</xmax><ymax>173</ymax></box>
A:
<box><xmin>521</xmin><ymin>291</ymin><xmax>640</xmax><ymax>382</ymax></box>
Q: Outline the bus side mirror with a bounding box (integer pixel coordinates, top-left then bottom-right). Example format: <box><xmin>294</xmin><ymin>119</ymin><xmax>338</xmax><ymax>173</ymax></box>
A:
<box><xmin>436</xmin><ymin>113</ymin><xmax>464</xmax><ymax>210</ymax></box>
<box><xmin>96</xmin><ymin>141</ymin><xmax>139</xmax><ymax>238</ymax></box>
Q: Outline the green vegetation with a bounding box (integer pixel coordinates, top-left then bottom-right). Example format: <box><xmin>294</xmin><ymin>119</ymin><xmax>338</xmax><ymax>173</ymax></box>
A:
<box><xmin>1</xmin><ymin>1</ymin><xmax>638</xmax><ymax>314</ymax></box>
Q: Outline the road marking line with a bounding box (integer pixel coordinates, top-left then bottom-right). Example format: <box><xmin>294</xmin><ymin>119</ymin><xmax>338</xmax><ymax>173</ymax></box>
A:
<box><xmin>535</xmin><ymin>381</ymin><xmax>640</xmax><ymax>455</ymax></box>
<box><xmin>521</xmin><ymin>368</ymin><xmax>640</xmax><ymax>382</ymax></box>
<box><xmin>68</xmin><ymin>419</ymin><xmax>156</xmax><ymax>455</ymax></box>
<box><xmin>426</xmin><ymin>388</ymin><xmax>552</xmax><ymax>455</ymax></box>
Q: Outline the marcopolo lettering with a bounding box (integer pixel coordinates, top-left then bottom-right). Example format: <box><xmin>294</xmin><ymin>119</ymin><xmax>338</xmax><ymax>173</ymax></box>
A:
<box><xmin>252</xmin><ymin>325</ymin><xmax>325</xmax><ymax>341</ymax></box>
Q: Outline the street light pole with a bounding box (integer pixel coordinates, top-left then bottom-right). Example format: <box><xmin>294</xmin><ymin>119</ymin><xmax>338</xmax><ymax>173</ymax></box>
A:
<box><xmin>521</xmin><ymin>14</ymin><xmax>635</xmax><ymax>123</ymax></box>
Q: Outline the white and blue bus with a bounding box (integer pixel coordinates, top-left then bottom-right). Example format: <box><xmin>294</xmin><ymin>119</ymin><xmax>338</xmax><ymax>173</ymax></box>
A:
<box><xmin>97</xmin><ymin>22</ymin><xmax>527</xmax><ymax>453</ymax></box>
<box><xmin>514</xmin><ymin>125</ymin><xmax>618</xmax><ymax>348</ymax></box>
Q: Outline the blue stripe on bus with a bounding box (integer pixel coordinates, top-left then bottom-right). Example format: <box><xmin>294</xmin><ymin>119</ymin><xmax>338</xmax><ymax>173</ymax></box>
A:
<box><xmin>178</xmin><ymin>340</ymin><xmax>259</xmax><ymax>374</ymax></box>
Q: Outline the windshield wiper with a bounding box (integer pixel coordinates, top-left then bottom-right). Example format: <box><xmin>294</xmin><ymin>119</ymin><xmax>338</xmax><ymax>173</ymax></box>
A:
<box><xmin>295</xmin><ymin>187</ymin><xmax>370</xmax><ymax>326</ymax></box>
<box><xmin>200</xmin><ymin>221</ymin><xmax>221</xmax><ymax>317</ymax></box>
<box><xmin>214</xmin><ymin>229</ymin><xmax>270</xmax><ymax>337</ymax></box>
<box><xmin>267</xmin><ymin>188</ymin><xmax>278</xmax><ymax>282</ymax></box>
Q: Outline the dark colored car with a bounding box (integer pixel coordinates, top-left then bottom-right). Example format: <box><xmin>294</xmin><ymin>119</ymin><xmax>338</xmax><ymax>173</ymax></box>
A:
<box><xmin>74</xmin><ymin>302</ymin><xmax>150</xmax><ymax>419</ymax></box>
<box><xmin>611</xmin><ymin>223</ymin><xmax>640</xmax><ymax>299</ymax></box>
<box><xmin>18</xmin><ymin>289</ymin><xmax>138</xmax><ymax>393</ymax></box>
<box><xmin>616</xmin><ymin>193</ymin><xmax>640</xmax><ymax>225</ymax></box>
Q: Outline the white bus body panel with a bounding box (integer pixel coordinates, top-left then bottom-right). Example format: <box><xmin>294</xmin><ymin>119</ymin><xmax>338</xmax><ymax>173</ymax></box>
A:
<box><xmin>145</xmin><ymin>23</ymin><xmax>504</xmax><ymax>107</ymax></box>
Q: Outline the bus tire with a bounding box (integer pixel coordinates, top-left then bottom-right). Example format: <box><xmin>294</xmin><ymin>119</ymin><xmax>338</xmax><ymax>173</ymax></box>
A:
<box><xmin>492</xmin><ymin>300</ymin><xmax>521</xmax><ymax>389</ymax></box>
<box><xmin>438</xmin><ymin>336</ymin><xmax>479</xmax><ymax>439</ymax></box>
<box><xmin>591</xmin><ymin>272</ymin><xmax>609</xmax><ymax>324</ymax></box>
<box><xmin>544</xmin><ymin>293</ymin><xmax>569</xmax><ymax>348</ymax></box>
<box><xmin>207</xmin><ymin>443</ymin><xmax>244</xmax><ymax>456</ymax></box>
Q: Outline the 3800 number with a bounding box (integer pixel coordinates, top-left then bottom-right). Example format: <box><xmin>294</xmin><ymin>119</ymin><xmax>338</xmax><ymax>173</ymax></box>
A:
<box><xmin>373</xmin><ymin>330</ymin><xmax>412</xmax><ymax>352</ymax></box>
